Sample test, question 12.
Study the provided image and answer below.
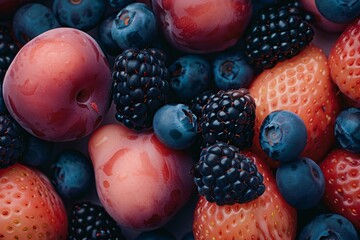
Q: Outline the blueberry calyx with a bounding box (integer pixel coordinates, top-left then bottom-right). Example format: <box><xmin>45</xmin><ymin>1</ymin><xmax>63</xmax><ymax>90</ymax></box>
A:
<box><xmin>264</xmin><ymin>123</ymin><xmax>282</xmax><ymax>146</ymax></box>
<box><xmin>115</xmin><ymin>10</ymin><xmax>133</xmax><ymax>29</ymax></box>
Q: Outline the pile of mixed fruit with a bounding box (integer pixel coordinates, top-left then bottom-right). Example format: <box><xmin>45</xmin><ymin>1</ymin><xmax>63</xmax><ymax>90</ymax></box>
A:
<box><xmin>0</xmin><ymin>0</ymin><xmax>359</xmax><ymax>239</ymax></box>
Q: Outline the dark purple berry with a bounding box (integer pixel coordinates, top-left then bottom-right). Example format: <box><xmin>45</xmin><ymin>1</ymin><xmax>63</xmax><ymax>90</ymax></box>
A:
<box><xmin>276</xmin><ymin>157</ymin><xmax>325</xmax><ymax>209</ymax></box>
<box><xmin>212</xmin><ymin>50</ymin><xmax>254</xmax><ymax>90</ymax></box>
<box><xmin>112</xmin><ymin>47</ymin><xmax>170</xmax><ymax>131</ymax></box>
<box><xmin>53</xmin><ymin>0</ymin><xmax>106</xmax><ymax>31</ymax></box>
<box><xmin>334</xmin><ymin>107</ymin><xmax>360</xmax><ymax>153</ymax></box>
<box><xmin>153</xmin><ymin>104</ymin><xmax>198</xmax><ymax>150</ymax></box>
<box><xmin>111</xmin><ymin>3</ymin><xmax>157</xmax><ymax>49</ymax></box>
<box><xmin>259</xmin><ymin>110</ymin><xmax>307</xmax><ymax>162</ymax></box>
<box><xmin>299</xmin><ymin>213</ymin><xmax>358</xmax><ymax>240</ymax></box>
<box><xmin>50</xmin><ymin>149</ymin><xmax>94</xmax><ymax>200</ymax></box>
<box><xmin>193</xmin><ymin>141</ymin><xmax>265</xmax><ymax>205</ymax></box>
<box><xmin>13</xmin><ymin>3</ymin><xmax>60</xmax><ymax>45</ymax></box>
<box><xmin>68</xmin><ymin>201</ymin><xmax>126</xmax><ymax>240</ymax></box>
<box><xmin>168</xmin><ymin>55</ymin><xmax>211</xmax><ymax>102</ymax></box>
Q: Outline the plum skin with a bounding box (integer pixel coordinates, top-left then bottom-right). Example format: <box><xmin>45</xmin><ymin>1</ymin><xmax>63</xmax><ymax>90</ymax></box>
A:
<box><xmin>88</xmin><ymin>124</ymin><xmax>195</xmax><ymax>230</ymax></box>
<box><xmin>2</xmin><ymin>28</ymin><xmax>112</xmax><ymax>142</ymax></box>
<box><xmin>152</xmin><ymin>0</ymin><xmax>253</xmax><ymax>53</ymax></box>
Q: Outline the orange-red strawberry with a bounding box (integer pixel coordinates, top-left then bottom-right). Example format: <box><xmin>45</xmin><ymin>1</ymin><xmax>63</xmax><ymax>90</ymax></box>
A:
<box><xmin>249</xmin><ymin>45</ymin><xmax>340</xmax><ymax>168</ymax></box>
<box><xmin>320</xmin><ymin>148</ymin><xmax>360</xmax><ymax>230</ymax></box>
<box><xmin>193</xmin><ymin>150</ymin><xmax>297</xmax><ymax>240</ymax></box>
<box><xmin>0</xmin><ymin>163</ymin><xmax>68</xmax><ymax>239</ymax></box>
<box><xmin>329</xmin><ymin>17</ymin><xmax>360</xmax><ymax>105</ymax></box>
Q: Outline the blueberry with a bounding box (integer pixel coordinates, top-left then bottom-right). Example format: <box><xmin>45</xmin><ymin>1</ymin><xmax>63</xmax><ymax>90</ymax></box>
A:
<box><xmin>13</xmin><ymin>3</ymin><xmax>60</xmax><ymax>45</ymax></box>
<box><xmin>53</xmin><ymin>0</ymin><xmax>106</xmax><ymax>31</ymax></box>
<box><xmin>136</xmin><ymin>228</ymin><xmax>176</xmax><ymax>240</ymax></box>
<box><xmin>334</xmin><ymin>107</ymin><xmax>360</xmax><ymax>153</ymax></box>
<box><xmin>259</xmin><ymin>110</ymin><xmax>307</xmax><ymax>162</ymax></box>
<box><xmin>315</xmin><ymin>0</ymin><xmax>360</xmax><ymax>24</ymax></box>
<box><xmin>109</xmin><ymin>0</ymin><xmax>135</xmax><ymax>8</ymax></box>
<box><xmin>111</xmin><ymin>3</ymin><xmax>157</xmax><ymax>49</ymax></box>
<box><xmin>276</xmin><ymin>157</ymin><xmax>325</xmax><ymax>209</ymax></box>
<box><xmin>98</xmin><ymin>13</ymin><xmax>122</xmax><ymax>56</ymax></box>
<box><xmin>169</xmin><ymin>55</ymin><xmax>211</xmax><ymax>101</ymax></box>
<box><xmin>212</xmin><ymin>50</ymin><xmax>253</xmax><ymax>90</ymax></box>
<box><xmin>50</xmin><ymin>149</ymin><xmax>94</xmax><ymax>200</ymax></box>
<box><xmin>153</xmin><ymin>104</ymin><xmax>198</xmax><ymax>150</ymax></box>
<box><xmin>299</xmin><ymin>213</ymin><xmax>359</xmax><ymax>240</ymax></box>
<box><xmin>182</xmin><ymin>232</ymin><xmax>195</xmax><ymax>240</ymax></box>
<box><xmin>20</xmin><ymin>135</ymin><xmax>54</xmax><ymax>168</ymax></box>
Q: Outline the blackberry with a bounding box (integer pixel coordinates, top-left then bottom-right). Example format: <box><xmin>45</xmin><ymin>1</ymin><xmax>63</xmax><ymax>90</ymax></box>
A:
<box><xmin>68</xmin><ymin>201</ymin><xmax>126</xmax><ymax>240</ymax></box>
<box><xmin>0</xmin><ymin>114</ymin><xmax>26</xmax><ymax>168</ymax></box>
<box><xmin>189</xmin><ymin>90</ymin><xmax>214</xmax><ymax>120</ymax></box>
<box><xmin>244</xmin><ymin>0</ymin><xmax>314</xmax><ymax>72</ymax></box>
<box><xmin>199</xmin><ymin>88</ymin><xmax>256</xmax><ymax>150</ymax></box>
<box><xmin>112</xmin><ymin>48</ymin><xmax>170</xmax><ymax>131</ymax></box>
<box><xmin>193</xmin><ymin>142</ymin><xmax>265</xmax><ymax>205</ymax></box>
<box><xmin>0</xmin><ymin>25</ymin><xmax>19</xmax><ymax>82</ymax></box>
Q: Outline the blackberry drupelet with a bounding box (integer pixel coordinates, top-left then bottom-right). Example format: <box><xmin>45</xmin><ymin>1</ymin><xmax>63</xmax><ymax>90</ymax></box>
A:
<box><xmin>68</xmin><ymin>201</ymin><xmax>126</xmax><ymax>240</ymax></box>
<box><xmin>112</xmin><ymin>48</ymin><xmax>170</xmax><ymax>130</ymax></box>
<box><xmin>0</xmin><ymin>114</ymin><xmax>26</xmax><ymax>168</ymax></box>
<box><xmin>199</xmin><ymin>88</ymin><xmax>256</xmax><ymax>150</ymax></box>
<box><xmin>193</xmin><ymin>142</ymin><xmax>265</xmax><ymax>205</ymax></box>
<box><xmin>0</xmin><ymin>25</ymin><xmax>19</xmax><ymax>82</ymax></box>
<box><xmin>189</xmin><ymin>90</ymin><xmax>214</xmax><ymax>120</ymax></box>
<box><xmin>244</xmin><ymin>0</ymin><xmax>314</xmax><ymax>72</ymax></box>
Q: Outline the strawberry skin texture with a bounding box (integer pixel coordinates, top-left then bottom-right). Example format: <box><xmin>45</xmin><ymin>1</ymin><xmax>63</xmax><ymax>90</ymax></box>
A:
<box><xmin>320</xmin><ymin>148</ymin><xmax>360</xmax><ymax>230</ymax></box>
<box><xmin>0</xmin><ymin>163</ymin><xmax>68</xmax><ymax>239</ymax></box>
<box><xmin>193</xmin><ymin>151</ymin><xmax>297</xmax><ymax>240</ymax></box>
<box><xmin>329</xmin><ymin>17</ymin><xmax>360</xmax><ymax>105</ymax></box>
<box><xmin>249</xmin><ymin>45</ymin><xmax>340</xmax><ymax>167</ymax></box>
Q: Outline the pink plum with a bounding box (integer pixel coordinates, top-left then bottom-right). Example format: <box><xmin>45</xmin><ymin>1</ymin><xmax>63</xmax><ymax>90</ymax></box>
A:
<box><xmin>152</xmin><ymin>0</ymin><xmax>253</xmax><ymax>53</ymax></box>
<box><xmin>88</xmin><ymin>124</ymin><xmax>195</xmax><ymax>230</ymax></box>
<box><xmin>300</xmin><ymin>0</ymin><xmax>346</xmax><ymax>33</ymax></box>
<box><xmin>3</xmin><ymin>27</ymin><xmax>112</xmax><ymax>142</ymax></box>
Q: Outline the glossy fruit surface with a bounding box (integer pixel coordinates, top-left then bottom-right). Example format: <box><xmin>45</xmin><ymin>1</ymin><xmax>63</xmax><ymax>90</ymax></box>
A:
<box><xmin>20</xmin><ymin>135</ymin><xmax>54</xmax><ymax>168</ymax></box>
<box><xmin>88</xmin><ymin>124</ymin><xmax>195</xmax><ymax>230</ymax></box>
<box><xmin>0</xmin><ymin>163</ymin><xmax>68</xmax><ymax>239</ymax></box>
<box><xmin>98</xmin><ymin>13</ymin><xmax>122</xmax><ymax>56</ymax></box>
<box><xmin>260</xmin><ymin>110</ymin><xmax>307</xmax><ymax>162</ymax></box>
<box><xmin>153</xmin><ymin>104</ymin><xmax>198</xmax><ymax>150</ymax></box>
<box><xmin>315</xmin><ymin>0</ymin><xmax>360</xmax><ymax>24</ymax></box>
<box><xmin>151</xmin><ymin>0</ymin><xmax>253</xmax><ymax>53</ymax></box>
<box><xmin>168</xmin><ymin>55</ymin><xmax>211</xmax><ymax>101</ymax></box>
<box><xmin>111</xmin><ymin>3</ymin><xmax>157</xmax><ymax>49</ymax></box>
<box><xmin>329</xmin><ymin>17</ymin><xmax>360</xmax><ymax>105</ymax></box>
<box><xmin>3</xmin><ymin>28</ymin><xmax>112</xmax><ymax>142</ymax></box>
<box><xmin>276</xmin><ymin>157</ymin><xmax>325</xmax><ymax>209</ymax></box>
<box><xmin>193</xmin><ymin>150</ymin><xmax>297</xmax><ymax>240</ymax></box>
<box><xmin>53</xmin><ymin>0</ymin><xmax>106</xmax><ymax>31</ymax></box>
<box><xmin>13</xmin><ymin>3</ymin><xmax>60</xmax><ymax>45</ymax></box>
<box><xmin>212</xmin><ymin>49</ymin><xmax>254</xmax><ymax>90</ymax></box>
<box><xmin>334</xmin><ymin>107</ymin><xmax>360</xmax><ymax>153</ymax></box>
<box><xmin>299</xmin><ymin>213</ymin><xmax>359</xmax><ymax>240</ymax></box>
<box><xmin>299</xmin><ymin>0</ymin><xmax>346</xmax><ymax>33</ymax></box>
<box><xmin>249</xmin><ymin>45</ymin><xmax>340</xmax><ymax>167</ymax></box>
<box><xmin>109</xmin><ymin>0</ymin><xmax>135</xmax><ymax>8</ymax></box>
<box><xmin>50</xmin><ymin>149</ymin><xmax>94</xmax><ymax>200</ymax></box>
<box><xmin>68</xmin><ymin>201</ymin><xmax>126</xmax><ymax>239</ymax></box>
<box><xmin>320</xmin><ymin>148</ymin><xmax>360</xmax><ymax>229</ymax></box>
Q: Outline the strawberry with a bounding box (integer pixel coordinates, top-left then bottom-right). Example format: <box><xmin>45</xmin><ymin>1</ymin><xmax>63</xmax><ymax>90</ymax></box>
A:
<box><xmin>0</xmin><ymin>163</ymin><xmax>68</xmax><ymax>239</ymax></box>
<box><xmin>329</xmin><ymin>17</ymin><xmax>360</xmax><ymax>105</ymax></box>
<box><xmin>320</xmin><ymin>148</ymin><xmax>360</xmax><ymax>230</ymax></box>
<box><xmin>249</xmin><ymin>45</ymin><xmax>340</xmax><ymax>168</ymax></box>
<box><xmin>193</xmin><ymin>150</ymin><xmax>297</xmax><ymax>240</ymax></box>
